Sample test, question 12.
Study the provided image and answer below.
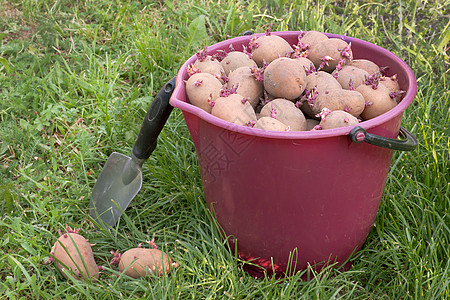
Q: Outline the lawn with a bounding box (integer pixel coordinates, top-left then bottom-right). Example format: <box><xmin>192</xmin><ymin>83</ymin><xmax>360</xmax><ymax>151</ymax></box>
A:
<box><xmin>0</xmin><ymin>0</ymin><xmax>449</xmax><ymax>298</ymax></box>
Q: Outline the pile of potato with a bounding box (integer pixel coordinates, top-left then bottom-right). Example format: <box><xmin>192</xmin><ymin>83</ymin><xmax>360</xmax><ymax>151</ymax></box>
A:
<box><xmin>185</xmin><ymin>31</ymin><xmax>404</xmax><ymax>131</ymax></box>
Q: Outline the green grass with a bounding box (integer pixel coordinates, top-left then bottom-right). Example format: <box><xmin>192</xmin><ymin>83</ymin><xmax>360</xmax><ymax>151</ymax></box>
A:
<box><xmin>1</xmin><ymin>0</ymin><xmax>449</xmax><ymax>298</ymax></box>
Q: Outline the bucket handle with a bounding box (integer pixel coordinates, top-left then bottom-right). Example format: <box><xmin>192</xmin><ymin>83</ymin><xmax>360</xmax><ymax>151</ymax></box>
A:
<box><xmin>349</xmin><ymin>126</ymin><xmax>418</xmax><ymax>151</ymax></box>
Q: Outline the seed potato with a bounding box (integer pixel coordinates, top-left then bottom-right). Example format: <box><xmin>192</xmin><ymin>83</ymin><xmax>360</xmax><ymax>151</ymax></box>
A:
<box><xmin>186</xmin><ymin>73</ymin><xmax>222</xmax><ymax>113</ymax></box>
<box><xmin>357</xmin><ymin>83</ymin><xmax>397</xmax><ymax>120</ymax></box>
<box><xmin>211</xmin><ymin>93</ymin><xmax>257</xmax><ymax>126</ymax></box>
<box><xmin>260</xmin><ymin>99</ymin><xmax>306</xmax><ymax>131</ymax></box>
<box><xmin>251</xmin><ymin>35</ymin><xmax>294</xmax><ymax>67</ymax></box>
<box><xmin>319</xmin><ymin>110</ymin><xmax>359</xmax><ymax>130</ymax></box>
<box><xmin>263</xmin><ymin>57</ymin><xmax>307</xmax><ymax>100</ymax></box>
<box><xmin>227</xmin><ymin>66</ymin><xmax>264</xmax><ymax>108</ymax></box>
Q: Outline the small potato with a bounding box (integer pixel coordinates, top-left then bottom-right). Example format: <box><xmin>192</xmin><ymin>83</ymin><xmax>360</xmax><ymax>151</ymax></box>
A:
<box><xmin>357</xmin><ymin>83</ymin><xmax>397</xmax><ymax>120</ymax></box>
<box><xmin>332</xmin><ymin>65</ymin><xmax>369</xmax><ymax>90</ymax></box>
<box><xmin>186</xmin><ymin>73</ymin><xmax>222</xmax><ymax>113</ymax></box>
<box><xmin>254</xmin><ymin>117</ymin><xmax>289</xmax><ymax>131</ymax></box>
<box><xmin>227</xmin><ymin>67</ymin><xmax>264</xmax><ymax>108</ymax></box>
<box><xmin>264</xmin><ymin>57</ymin><xmax>306</xmax><ymax>100</ymax></box>
<box><xmin>259</xmin><ymin>98</ymin><xmax>306</xmax><ymax>131</ymax></box>
<box><xmin>307</xmin><ymin>38</ymin><xmax>352</xmax><ymax>72</ymax></box>
<box><xmin>194</xmin><ymin>56</ymin><xmax>226</xmax><ymax>82</ymax></box>
<box><xmin>119</xmin><ymin>248</ymin><xmax>176</xmax><ymax>278</ymax></box>
<box><xmin>221</xmin><ymin>51</ymin><xmax>257</xmax><ymax>75</ymax></box>
<box><xmin>319</xmin><ymin>110</ymin><xmax>359</xmax><ymax>130</ymax></box>
<box><xmin>251</xmin><ymin>35</ymin><xmax>294</xmax><ymax>67</ymax></box>
<box><xmin>348</xmin><ymin>59</ymin><xmax>380</xmax><ymax>75</ymax></box>
<box><xmin>51</xmin><ymin>230</ymin><xmax>99</xmax><ymax>281</ymax></box>
<box><xmin>211</xmin><ymin>93</ymin><xmax>257</xmax><ymax>126</ymax></box>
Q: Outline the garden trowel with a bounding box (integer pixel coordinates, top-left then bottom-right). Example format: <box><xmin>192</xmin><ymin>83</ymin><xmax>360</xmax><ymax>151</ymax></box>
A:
<box><xmin>89</xmin><ymin>77</ymin><xmax>176</xmax><ymax>228</ymax></box>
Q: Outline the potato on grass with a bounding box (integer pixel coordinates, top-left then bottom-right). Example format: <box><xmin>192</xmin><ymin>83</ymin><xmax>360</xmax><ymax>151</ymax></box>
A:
<box><xmin>259</xmin><ymin>98</ymin><xmax>306</xmax><ymax>131</ymax></box>
<box><xmin>211</xmin><ymin>93</ymin><xmax>257</xmax><ymax>126</ymax></box>
<box><xmin>251</xmin><ymin>34</ymin><xmax>294</xmax><ymax>67</ymax></box>
<box><xmin>46</xmin><ymin>225</ymin><xmax>100</xmax><ymax>281</ymax></box>
<box><xmin>227</xmin><ymin>66</ymin><xmax>264</xmax><ymax>108</ymax></box>
<box><xmin>319</xmin><ymin>110</ymin><xmax>359</xmax><ymax>130</ymax></box>
<box><xmin>186</xmin><ymin>73</ymin><xmax>222</xmax><ymax>113</ymax></box>
<box><xmin>357</xmin><ymin>83</ymin><xmax>397</xmax><ymax>120</ymax></box>
<box><xmin>264</xmin><ymin>57</ymin><xmax>306</xmax><ymax>100</ymax></box>
<box><xmin>117</xmin><ymin>248</ymin><xmax>176</xmax><ymax>278</ymax></box>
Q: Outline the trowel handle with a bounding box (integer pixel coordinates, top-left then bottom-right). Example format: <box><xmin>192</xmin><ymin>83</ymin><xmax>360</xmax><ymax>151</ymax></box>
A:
<box><xmin>133</xmin><ymin>77</ymin><xmax>176</xmax><ymax>160</ymax></box>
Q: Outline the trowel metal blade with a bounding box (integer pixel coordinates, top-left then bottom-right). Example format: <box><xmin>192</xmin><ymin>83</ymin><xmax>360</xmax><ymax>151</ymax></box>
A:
<box><xmin>89</xmin><ymin>152</ymin><xmax>142</xmax><ymax>228</ymax></box>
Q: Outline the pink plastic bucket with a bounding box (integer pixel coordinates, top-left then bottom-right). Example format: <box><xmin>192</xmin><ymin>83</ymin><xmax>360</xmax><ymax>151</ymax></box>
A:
<box><xmin>169</xmin><ymin>31</ymin><xmax>417</xmax><ymax>276</ymax></box>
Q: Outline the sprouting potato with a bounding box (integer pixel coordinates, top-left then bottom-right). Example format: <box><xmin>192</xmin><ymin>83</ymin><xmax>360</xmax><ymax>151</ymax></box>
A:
<box><xmin>193</xmin><ymin>55</ymin><xmax>226</xmax><ymax>83</ymax></box>
<box><xmin>46</xmin><ymin>225</ymin><xmax>100</xmax><ymax>282</ymax></box>
<box><xmin>319</xmin><ymin>110</ymin><xmax>359</xmax><ymax>130</ymax></box>
<box><xmin>263</xmin><ymin>57</ymin><xmax>306</xmax><ymax>101</ymax></box>
<box><xmin>227</xmin><ymin>66</ymin><xmax>264</xmax><ymax>108</ymax></box>
<box><xmin>251</xmin><ymin>34</ymin><xmax>294</xmax><ymax>67</ymax></box>
<box><xmin>185</xmin><ymin>31</ymin><xmax>401</xmax><ymax>131</ymax></box>
<box><xmin>254</xmin><ymin>116</ymin><xmax>289</xmax><ymax>131</ymax></box>
<box><xmin>307</xmin><ymin>38</ymin><xmax>352</xmax><ymax>72</ymax></box>
<box><xmin>357</xmin><ymin>83</ymin><xmax>397</xmax><ymax>120</ymax></box>
<box><xmin>348</xmin><ymin>59</ymin><xmax>380</xmax><ymax>75</ymax></box>
<box><xmin>259</xmin><ymin>98</ymin><xmax>306</xmax><ymax>131</ymax></box>
<box><xmin>221</xmin><ymin>51</ymin><xmax>257</xmax><ymax>75</ymax></box>
<box><xmin>185</xmin><ymin>73</ymin><xmax>222</xmax><ymax>113</ymax></box>
<box><xmin>211</xmin><ymin>93</ymin><xmax>257</xmax><ymax>126</ymax></box>
<box><xmin>332</xmin><ymin>65</ymin><xmax>369</xmax><ymax>90</ymax></box>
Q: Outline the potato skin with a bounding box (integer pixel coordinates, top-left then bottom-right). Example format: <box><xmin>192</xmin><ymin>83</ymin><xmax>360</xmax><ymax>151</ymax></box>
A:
<box><xmin>314</xmin><ymin>89</ymin><xmax>365</xmax><ymax>117</ymax></box>
<box><xmin>379</xmin><ymin>76</ymin><xmax>400</xmax><ymax>93</ymax></box>
<box><xmin>357</xmin><ymin>83</ymin><xmax>397</xmax><ymax>120</ymax></box>
<box><xmin>227</xmin><ymin>67</ymin><xmax>264</xmax><ymax>108</ymax></box>
<box><xmin>186</xmin><ymin>73</ymin><xmax>222</xmax><ymax>113</ymax></box>
<box><xmin>193</xmin><ymin>56</ymin><xmax>225</xmax><ymax>82</ymax></box>
<box><xmin>263</xmin><ymin>57</ymin><xmax>306</xmax><ymax>100</ymax></box>
<box><xmin>305</xmin><ymin>118</ymin><xmax>320</xmax><ymax>131</ymax></box>
<box><xmin>211</xmin><ymin>94</ymin><xmax>257</xmax><ymax>126</ymax></box>
<box><xmin>251</xmin><ymin>35</ymin><xmax>294</xmax><ymax>67</ymax></box>
<box><xmin>293</xmin><ymin>56</ymin><xmax>314</xmax><ymax>73</ymax></box>
<box><xmin>332</xmin><ymin>65</ymin><xmax>369</xmax><ymax>90</ymax></box>
<box><xmin>319</xmin><ymin>110</ymin><xmax>359</xmax><ymax>130</ymax></box>
<box><xmin>259</xmin><ymin>99</ymin><xmax>306</xmax><ymax>131</ymax></box>
<box><xmin>221</xmin><ymin>51</ymin><xmax>257</xmax><ymax>75</ymax></box>
<box><xmin>299</xmin><ymin>31</ymin><xmax>329</xmax><ymax>51</ymax></box>
<box><xmin>52</xmin><ymin>233</ymin><xmax>99</xmax><ymax>281</ymax></box>
<box><xmin>348</xmin><ymin>59</ymin><xmax>380</xmax><ymax>75</ymax></box>
<box><xmin>307</xmin><ymin>38</ymin><xmax>352</xmax><ymax>72</ymax></box>
<box><xmin>254</xmin><ymin>117</ymin><xmax>288</xmax><ymax>131</ymax></box>
<box><xmin>300</xmin><ymin>71</ymin><xmax>342</xmax><ymax>118</ymax></box>
<box><xmin>119</xmin><ymin>248</ymin><xmax>174</xmax><ymax>278</ymax></box>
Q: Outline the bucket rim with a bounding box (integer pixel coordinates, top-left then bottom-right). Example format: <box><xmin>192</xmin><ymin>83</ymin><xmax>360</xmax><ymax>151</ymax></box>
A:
<box><xmin>170</xmin><ymin>31</ymin><xmax>417</xmax><ymax>140</ymax></box>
